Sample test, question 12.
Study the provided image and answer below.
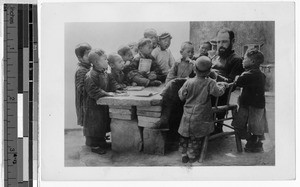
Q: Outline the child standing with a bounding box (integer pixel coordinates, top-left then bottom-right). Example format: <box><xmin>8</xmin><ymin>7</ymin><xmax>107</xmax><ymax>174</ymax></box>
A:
<box><xmin>108</xmin><ymin>53</ymin><xmax>127</xmax><ymax>90</ymax></box>
<box><xmin>151</xmin><ymin>32</ymin><xmax>176</xmax><ymax>81</ymax></box>
<box><xmin>117</xmin><ymin>45</ymin><xmax>134</xmax><ymax>66</ymax></box>
<box><xmin>74</xmin><ymin>43</ymin><xmax>92</xmax><ymax>127</ymax></box>
<box><xmin>165</xmin><ymin>41</ymin><xmax>195</xmax><ymax>83</ymax></box>
<box><xmin>123</xmin><ymin>38</ymin><xmax>164</xmax><ymax>87</ymax></box>
<box><xmin>84</xmin><ymin>49</ymin><xmax>116</xmax><ymax>155</ymax></box>
<box><xmin>231</xmin><ymin>48</ymin><xmax>268</xmax><ymax>153</ymax></box>
<box><xmin>178</xmin><ymin>56</ymin><xmax>228</xmax><ymax>163</ymax></box>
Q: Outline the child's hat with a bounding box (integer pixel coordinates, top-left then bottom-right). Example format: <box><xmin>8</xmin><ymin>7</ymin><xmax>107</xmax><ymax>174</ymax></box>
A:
<box><xmin>158</xmin><ymin>32</ymin><xmax>172</xmax><ymax>40</ymax></box>
<box><xmin>138</xmin><ymin>38</ymin><xmax>152</xmax><ymax>49</ymax></box>
<box><xmin>194</xmin><ymin>56</ymin><xmax>212</xmax><ymax>76</ymax></box>
<box><xmin>144</xmin><ymin>28</ymin><xmax>157</xmax><ymax>37</ymax></box>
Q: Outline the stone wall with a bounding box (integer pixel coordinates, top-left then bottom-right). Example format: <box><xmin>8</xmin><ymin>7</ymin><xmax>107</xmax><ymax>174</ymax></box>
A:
<box><xmin>190</xmin><ymin>21</ymin><xmax>275</xmax><ymax>64</ymax></box>
<box><xmin>190</xmin><ymin>21</ymin><xmax>275</xmax><ymax>91</ymax></box>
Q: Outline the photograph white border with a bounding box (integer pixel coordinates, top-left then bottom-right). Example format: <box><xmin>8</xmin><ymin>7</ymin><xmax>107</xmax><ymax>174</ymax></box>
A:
<box><xmin>40</xmin><ymin>1</ymin><xmax>295</xmax><ymax>182</ymax></box>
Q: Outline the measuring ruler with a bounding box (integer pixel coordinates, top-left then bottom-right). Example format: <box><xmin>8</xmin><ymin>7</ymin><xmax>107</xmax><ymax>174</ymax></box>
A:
<box><xmin>3</xmin><ymin>4</ymin><xmax>38</xmax><ymax>187</ymax></box>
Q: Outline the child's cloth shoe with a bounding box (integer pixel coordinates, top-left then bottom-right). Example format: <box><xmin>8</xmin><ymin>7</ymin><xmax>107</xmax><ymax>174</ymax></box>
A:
<box><xmin>245</xmin><ymin>141</ymin><xmax>263</xmax><ymax>153</ymax></box>
<box><xmin>91</xmin><ymin>147</ymin><xmax>106</xmax><ymax>155</ymax></box>
<box><xmin>182</xmin><ymin>156</ymin><xmax>189</xmax><ymax>163</ymax></box>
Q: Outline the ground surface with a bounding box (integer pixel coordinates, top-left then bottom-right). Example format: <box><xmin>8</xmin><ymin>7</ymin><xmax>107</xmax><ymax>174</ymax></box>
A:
<box><xmin>65</xmin><ymin>91</ymin><xmax>275</xmax><ymax>167</ymax></box>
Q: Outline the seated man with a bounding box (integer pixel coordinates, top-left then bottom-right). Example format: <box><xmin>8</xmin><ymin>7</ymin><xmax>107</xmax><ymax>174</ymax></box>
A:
<box><xmin>210</xmin><ymin>27</ymin><xmax>244</xmax><ymax>133</ymax></box>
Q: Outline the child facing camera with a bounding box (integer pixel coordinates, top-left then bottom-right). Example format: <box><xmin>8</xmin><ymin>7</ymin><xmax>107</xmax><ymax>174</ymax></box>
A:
<box><xmin>151</xmin><ymin>32</ymin><xmax>176</xmax><ymax>81</ymax></box>
<box><xmin>165</xmin><ymin>41</ymin><xmax>195</xmax><ymax>83</ymax></box>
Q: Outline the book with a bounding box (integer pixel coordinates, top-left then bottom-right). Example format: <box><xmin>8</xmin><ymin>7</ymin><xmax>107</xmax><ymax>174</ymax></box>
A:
<box><xmin>126</xmin><ymin>86</ymin><xmax>145</xmax><ymax>91</ymax></box>
<box><xmin>138</xmin><ymin>58</ymin><xmax>152</xmax><ymax>73</ymax></box>
<box><xmin>132</xmin><ymin>91</ymin><xmax>158</xmax><ymax>97</ymax></box>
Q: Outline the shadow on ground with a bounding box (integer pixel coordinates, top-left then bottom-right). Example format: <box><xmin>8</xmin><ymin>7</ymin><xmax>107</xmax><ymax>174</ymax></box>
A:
<box><xmin>65</xmin><ymin>129</ymin><xmax>275</xmax><ymax>167</ymax></box>
<box><xmin>65</xmin><ymin>91</ymin><xmax>275</xmax><ymax>167</ymax></box>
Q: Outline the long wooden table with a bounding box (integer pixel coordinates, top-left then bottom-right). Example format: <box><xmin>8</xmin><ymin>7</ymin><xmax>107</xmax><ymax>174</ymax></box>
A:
<box><xmin>97</xmin><ymin>85</ymin><xmax>167</xmax><ymax>155</ymax></box>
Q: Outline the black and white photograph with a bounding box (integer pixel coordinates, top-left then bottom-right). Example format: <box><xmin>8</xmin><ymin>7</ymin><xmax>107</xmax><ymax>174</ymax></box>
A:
<box><xmin>40</xmin><ymin>2</ymin><xmax>295</xmax><ymax>181</ymax></box>
<box><xmin>64</xmin><ymin>21</ymin><xmax>275</xmax><ymax>167</ymax></box>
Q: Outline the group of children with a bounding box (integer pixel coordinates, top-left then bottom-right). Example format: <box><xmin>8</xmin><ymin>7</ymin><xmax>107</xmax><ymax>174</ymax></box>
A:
<box><xmin>74</xmin><ymin>28</ymin><xmax>268</xmax><ymax>163</ymax></box>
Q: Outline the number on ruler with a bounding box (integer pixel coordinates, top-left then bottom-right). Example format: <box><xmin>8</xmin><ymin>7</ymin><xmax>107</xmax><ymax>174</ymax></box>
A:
<box><xmin>8</xmin><ymin>96</ymin><xmax>15</xmax><ymax>101</ymax></box>
<box><xmin>9</xmin><ymin>147</ymin><xmax>15</xmax><ymax>152</ymax></box>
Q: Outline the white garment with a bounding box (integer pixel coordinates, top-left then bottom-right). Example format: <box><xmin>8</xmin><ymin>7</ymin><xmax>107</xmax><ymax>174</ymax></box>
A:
<box><xmin>151</xmin><ymin>47</ymin><xmax>175</xmax><ymax>75</ymax></box>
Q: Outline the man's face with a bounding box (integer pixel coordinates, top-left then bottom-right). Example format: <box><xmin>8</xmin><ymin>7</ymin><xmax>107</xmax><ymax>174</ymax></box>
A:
<box><xmin>159</xmin><ymin>37</ymin><xmax>171</xmax><ymax>50</ymax></box>
<box><xmin>123</xmin><ymin>50</ymin><xmax>134</xmax><ymax>62</ymax></box>
<box><xmin>181</xmin><ymin>45</ymin><xmax>194</xmax><ymax>60</ymax></box>
<box><xmin>139</xmin><ymin>43</ymin><xmax>153</xmax><ymax>56</ymax></box>
<box><xmin>93</xmin><ymin>54</ymin><xmax>108</xmax><ymax>70</ymax></box>
<box><xmin>216</xmin><ymin>32</ymin><xmax>232</xmax><ymax>57</ymax></box>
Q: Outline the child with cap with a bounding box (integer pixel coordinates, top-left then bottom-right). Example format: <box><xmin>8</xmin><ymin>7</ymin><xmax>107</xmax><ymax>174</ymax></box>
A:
<box><xmin>178</xmin><ymin>56</ymin><xmax>228</xmax><ymax>163</ymax></box>
<box><xmin>151</xmin><ymin>32</ymin><xmax>176</xmax><ymax>81</ymax></box>
<box><xmin>84</xmin><ymin>49</ymin><xmax>118</xmax><ymax>155</ymax></box>
<box><xmin>144</xmin><ymin>28</ymin><xmax>158</xmax><ymax>49</ymax></box>
<box><xmin>165</xmin><ymin>41</ymin><xmax>196</xmax><ymax>83</ymax></box>
<box><xmin>117</xmin><ymin>45</ymin><xmax>134</xmax><ymax>66</ymax></box>
<box><xmin>123</xmin><ymin>38</ymin><xmax>164</xmax><ymax>87</ymax></box>
<box><xmin>74</xmin><ymin>42</ymin><xmax>92</xmax><ymax>127</ymax></box>
<box><xmin>107</xmin><ymin>53</ymin><xmax>127</xmax><ymax>90</ymax></box>
<box><xmin>231</xmin><ymin>48</ymin><xmax>269</xmax><ymax>153</ymax></box>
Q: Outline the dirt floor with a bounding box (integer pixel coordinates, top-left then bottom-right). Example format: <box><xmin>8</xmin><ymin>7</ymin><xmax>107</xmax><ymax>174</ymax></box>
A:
<box><xmin>65</xmin><ymin>91</ymin><xmax>275</xmax><ymax>167</ymax></box>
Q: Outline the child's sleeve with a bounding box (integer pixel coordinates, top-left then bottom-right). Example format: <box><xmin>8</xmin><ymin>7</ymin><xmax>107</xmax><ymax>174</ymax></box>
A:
<box><xmin>108</xmin><ymin>74</ymin><xmax>123</xmax><ymax>92</ymax></box>
<box><xmin>165</xmin><ymin>62</ymin><xmax>178</xmax><ymax>83</ymax></box>
<box><xmin>168</xmin><ymin>50</ymin><xmax>176</xmax><ymax>68</ymax></box>
<box><xmin>178</xmin><ymin>80</ymin><xmax>189</xmax><ymax>101</ymax></box>
<box><xmin>150</xmin><ymin>59</ymin><xmax>166</xmax><ymax>82</ymax></box>
<box><xmin>123</xmin><ymin>58</ymin><xmax>140</xmax><ymax>81</ymax></box>
<box><xmin>227</xmin><ymin>57</ymin><xmax>244</xmax><ymax>82</ymax></box>
<box><xmin>235</xmin><ymin>72</ymin><xmax>256</xmax><ymax>87</ymax></box>
<box><xmin>75</xmin><ymin>69</ymin><xmax>88</xmax><ymax>94</ymax></box>
<box><xmin>209</xmin><ymin>79</ymin><xmax>226</xmax><ymax>97</ymax></box>
<box><xmin>85</xmin><ymin>76</ymin><xmax>110</xmax><ymax>100</ymax></box>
